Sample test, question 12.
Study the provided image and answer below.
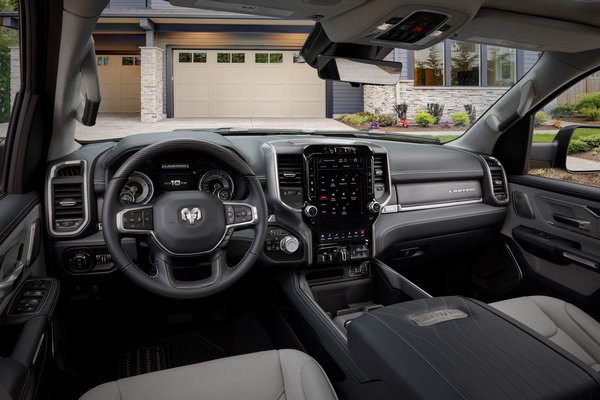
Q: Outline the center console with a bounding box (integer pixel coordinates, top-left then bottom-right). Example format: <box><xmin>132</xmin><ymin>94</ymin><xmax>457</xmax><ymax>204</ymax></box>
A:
<box><xmin>302</xmin><ymin>145</ymin><xmax>381</xmax><ymax>266</ymax></box>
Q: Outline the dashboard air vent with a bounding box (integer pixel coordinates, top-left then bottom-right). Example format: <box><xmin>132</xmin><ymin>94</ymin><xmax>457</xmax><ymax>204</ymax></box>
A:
<box><xmin>48</xmin><ymin>161</ymin><xmax>88</xmax><ymax>236</ymax></box>
<box><xmin>277</xmin><ymin>154</ymin><xmax>303</xmax><ymax>186</ymax></box>
<box><xmin>373</xmin><ymin>154</ymin><xmax>387</xmax><ymax>200</ymax></box>
<box><xmin>484</xmin><ymin>157</ymin><xmax>509</xmax><ymax>204</ymax></box>
<box><xmin>277</xmin><ymin>154</ymin><xmax>303</xmax><ymax>209</ymax></box>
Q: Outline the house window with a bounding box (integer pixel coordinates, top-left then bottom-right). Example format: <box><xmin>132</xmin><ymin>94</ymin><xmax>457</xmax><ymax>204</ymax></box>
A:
<box><xmin>487</xmin><ymin>46</ymin><xmax>516</xmax><ymax>87</ymax></box>
<box><xmin>255</xmin><ymin>53</ymin><xmax>268</xmax><ymax>63</ymax></box>
<box><xmin>269</xmin><ymin>53</ymin><xmax>283</xmax><ymax>63</ymax></box>
<box><xmin>193</xmin><ymin>52</ymin><xmax>207</xmax><ymax>63</ymax></box>
<box><xmin>450</xmin><ymin>41</ymin><xmax>480</xmax><ymax>86</ymax></box>
<box><xmin>414</xmin><ymin>43</ymin><xmax>444</xmax><ymax>86</ymax></box>
<box><xmin>293</xmin><ymin>54</ymin><xmax>306</xmax><ymax>64</ymax></box>
<box><xmin>217</xmin><ymin>53</ymin><xmax>231</xmax><ymax>63</ymax></box>
<box><xmin>179</xmin><ymin>53</ymin><xmax>192</xmax><ymax>63</ymax></box>
<box><xmin>232</xmin><ymin>53</ymin><xmax>245</xmax><ymax>63</ymax></box>
<box><xmin>122</xmin><ymin>56</ymin><xmax>140</xmax><ymax>66</ymax></box>
<box><xmin>591</xmin><ymin>71</ymin><xmax>600</xmax><ymax>79</ymax></box>
<box><xmin>97</xmin><ymin>56</ymin><xmax>109</xmax><ymax>66</ymax></box>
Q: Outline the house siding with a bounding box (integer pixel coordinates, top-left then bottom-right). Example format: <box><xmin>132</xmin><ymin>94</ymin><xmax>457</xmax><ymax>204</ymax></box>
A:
<box><xmin>522</xmin><ymin>50</ymin><xmax>540</xmax><ymax>76</ymax></box>
<box><xmin>332</xmin><ymin>81</ymin><xmax>363</xmax><ymax>116</ymax></box>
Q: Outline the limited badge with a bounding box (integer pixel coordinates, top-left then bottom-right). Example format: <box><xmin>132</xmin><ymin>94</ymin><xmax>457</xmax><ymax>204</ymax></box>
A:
<box><xmin>411</xmin><ymin>309</ymin><xmax>468</xmax><ymax>326</ymax></box>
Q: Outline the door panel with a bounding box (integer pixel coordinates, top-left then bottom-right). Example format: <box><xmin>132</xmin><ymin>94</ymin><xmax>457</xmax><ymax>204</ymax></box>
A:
<box><xmin>502</xmin><ymin>177</ymin><xmax>600</xmax><ymax>314</ymax></box>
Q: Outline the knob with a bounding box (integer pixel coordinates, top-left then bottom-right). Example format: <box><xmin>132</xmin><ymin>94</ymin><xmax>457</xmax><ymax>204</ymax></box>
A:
<box><xmin>304</xmin><ymin>205</ymin><xmax>318</xmax><ymax>218</ymax></box>
<box><xmin>337</xmin><ymin>248</ymin><xmax>349</xmax><ymax>262</ymax></box>
<box><xmin>72</xmin><ymin>251</ymin><xmax>91</xmax><ymax>270</ymax></box>
<box><xmin>280</xmin><ymin>236</ymin><xmax>300</xmax><ymax>254</ymax></box>
<box><xmin>368</xmin><ymin>200</ymin><xmax>381</xmax><ymax>213</ymax></box>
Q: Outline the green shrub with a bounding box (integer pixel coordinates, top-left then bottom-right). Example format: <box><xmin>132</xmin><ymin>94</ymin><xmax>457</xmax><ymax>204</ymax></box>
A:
<box><xmin>549</xmin><ymin>103</ymin><xmax>575</xmax><ymax>118</ymax></box>
<box><xmin>451</xmin><ymin>112</ymin><xmax>470</xmax><ymax>127</ymax></box>
<box><xmin>575</xmin><ymin>92</ymin><xmax>600</xmax><ymax>111</ymax></box>
<box><xmin>581</xmin><ymin>134</ymin><xmax>600</xmax><ymax>148</ymax></box>
<box><xmin>340</xmin><ymin>112</ymin><xmax>375</xmax><ymax>126</ymax></box>
<box><xmin>375</xmin><ymin>114</ymin><xmax>397</xmax><ymax>127</ymax></box>
<box><xmin>534</xmin><ymin>111</ymin><xmax>549</xmax><ymax>126</ymax></box>
<box><xmin>568</xmin><ymin>139</ymin><xmax>589</xmax><ymax>154</ymax></box>
<box><xmin>415</xmin><ymin>111</ymin><xmax>435</xmax><ymax>127</ymax></box>
<box><xmin>580</xmin><ymin>108</ymin><xmax>600</xmax><ymax>121</ymax></box>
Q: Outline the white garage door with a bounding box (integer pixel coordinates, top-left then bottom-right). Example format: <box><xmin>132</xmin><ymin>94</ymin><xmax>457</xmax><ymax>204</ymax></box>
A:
<box><xmin>97</xmin><ymin>55</ymin><xmax>141</xmax><ymax>113</ymax></box>
<box><xmin>173</xmin><ymin>50</ymin><xmax>325</xmax><ymax>117</ymax></box>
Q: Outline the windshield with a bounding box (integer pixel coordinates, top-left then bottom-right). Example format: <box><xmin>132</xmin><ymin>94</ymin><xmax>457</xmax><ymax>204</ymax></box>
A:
<box><xmin>25</xmin><ymin>6</ymin><xmax>546</xmax><ymax>142</ymax></box>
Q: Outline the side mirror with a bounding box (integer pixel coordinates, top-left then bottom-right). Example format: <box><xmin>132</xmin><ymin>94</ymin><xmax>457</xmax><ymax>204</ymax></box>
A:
<box><xmin>316</xmin><ymin>56</ymin><xmax>402</xmax><ymax>86</ymax></box>
<box><xmin>530</xmin><ymin>125</ymin><xmax>600</xmax><ymax>172</ymax></box>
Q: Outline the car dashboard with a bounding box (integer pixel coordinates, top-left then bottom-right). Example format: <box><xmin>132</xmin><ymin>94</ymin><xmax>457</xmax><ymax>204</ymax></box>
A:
<box><xmin>45</xmin><ymin>131</ymin><xmax>509</xmax><ymax>276</ymax></box>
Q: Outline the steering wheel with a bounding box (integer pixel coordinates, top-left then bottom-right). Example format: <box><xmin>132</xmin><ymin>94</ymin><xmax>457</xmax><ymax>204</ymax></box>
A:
<box><xmin>102</xmin><ymin>139</ymin><xmax>267</xmax><ymax>299</ymax></box>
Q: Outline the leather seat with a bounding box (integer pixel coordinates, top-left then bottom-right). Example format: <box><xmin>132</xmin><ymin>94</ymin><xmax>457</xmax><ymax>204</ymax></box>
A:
<box><xmin>80</xmin><ymin>349</ymin><xmax>338</xmax><ymax>400</ymax></box>
<box><xmin>490</xmin><ymin>295</ymin><xmax>600</xmax><ymax>372</ymax></box>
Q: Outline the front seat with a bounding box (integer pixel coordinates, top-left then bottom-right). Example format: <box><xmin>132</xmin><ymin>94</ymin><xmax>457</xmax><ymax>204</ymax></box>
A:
<box><xmin>491</xmin><ymin>296</ymin><xmax>600</xmax><ymax>372</ymax></box>
<box><xmin>80</xmin><ymin>349</ymin><xmax>338</xmax><ymax>400</ymax></box>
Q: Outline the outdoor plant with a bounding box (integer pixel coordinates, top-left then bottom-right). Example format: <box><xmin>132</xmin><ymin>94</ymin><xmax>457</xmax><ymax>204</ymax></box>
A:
<box><xmin>581</xmin><ymin>108</ymin><xmax>600</xmax><ymax>121</ymax></box>
<box><xmin>375</xmin><ymin>114</ymin><xmax>397</xmax><ymax>127</ymax></box>
<box><xmin>394</xmin><ymin>103</ymin><xmax>408</xmax><ymax>120</ymax></box>
<box><xmin>426</xmin><ymin>103</ymin><xmax>445</xmax><ymax>124</ymax></box>
<box><xmin>575</xmin><ymin>92</ymin><xmax>600</xmax><ymax>111</ymax></box>
<box><xmin>441</xmin><ymin>122</ymin><xmax>452</xmax><ymax>129</ymax></box>
<box><xmin>368</xmin><ymin>121</ymin><xmax>380</xmax><ymax>130</ymax></box>
<box><xmin>396</xmin><ymin>119</ymin><xmax>410</xmax><ymax>128</ymax></box>
<box><xmin>551</xmin><ymin>119</ymin><xmax>562</xmax><ymax>128</ymax></box>
<box><xmin>567</xmin><ymin>134</ymin><xmax>600</xmax><ymax>154</ymax></box>
<box><xmin>339</xmin><ymin>112</ymin><xmax>375</xmax><ymax>126</ymax></box>
<box><xmin>451</xmin><ymin>112</ymin><xmax>470</xmax><ymax>127</ymax></box>
<box><xmin>464</xmin><ymin>105</ymin><xmax>477</xmax><ymax>124</ymax></box>
<box><xmin>549</xmin><ymin>103</ymin><xmax>575</xmax><ymax>118</ymax></box>
<box><xmin>415</xmin><ymin>111</ymin><xmax>435</xmax><ymax>127</ymax></box>
<box><xmin>534</xmin><ymin>111</ymin><xmax>549</xmax><ymax>126</ymax></box>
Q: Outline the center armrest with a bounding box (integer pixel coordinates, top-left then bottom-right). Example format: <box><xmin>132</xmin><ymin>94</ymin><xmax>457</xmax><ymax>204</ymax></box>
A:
<box><xmin>347</xmin><ymin>296</ymin><xmax>600</xmax><ymax>400</ymax></box>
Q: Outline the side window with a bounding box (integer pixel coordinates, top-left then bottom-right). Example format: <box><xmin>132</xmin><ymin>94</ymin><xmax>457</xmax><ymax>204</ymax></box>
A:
<box><xmin>528</xmin><ymin>73</ymin><xmax>600</xmax><ymax>188</ymax></box>
<box><xmin>0</xmin><ymin>2</ymin><xmax>19</xmax><ymax>139</ymax></box>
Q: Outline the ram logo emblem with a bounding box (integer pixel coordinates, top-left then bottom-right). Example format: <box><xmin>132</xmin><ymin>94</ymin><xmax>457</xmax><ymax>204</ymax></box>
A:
<box><xmin>181</xmin><ymin>207</ymin><xmax>202</xmax><ymax>225</ymax></box>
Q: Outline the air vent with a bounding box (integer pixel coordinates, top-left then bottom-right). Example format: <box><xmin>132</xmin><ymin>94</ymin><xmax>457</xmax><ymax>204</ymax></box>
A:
<box><xmin>373</xmin><ymin>154</ymin><xmax>387</xmax><ymax>200</ymax></box>
<box><xmin>56</xmin><ymin>165</ymin><xmax>82</xmax><ymax>177</ymax></box>
<box><xmin>278</xmin><ymin>154</ymin><xmax>303</xmax><ymax>186</ymax></box>
<box><xmin>48</xmin><ymin>161</ymin><xmax>88</xmax><ymax>236</ymax></box>
<box><xmin>277</xmin><ymin>154</ymin><xmax>303</xmax><ymax>209</ymax></box>
<box><xmin>484</xmin><ymin>157</ymin><xmax>509</xmax><ymax>205</ymax></box>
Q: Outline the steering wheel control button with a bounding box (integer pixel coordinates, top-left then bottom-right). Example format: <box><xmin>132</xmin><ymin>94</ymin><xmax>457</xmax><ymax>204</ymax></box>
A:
<box><xmin>122</xmin><ymin>209</ymin><xmax>149</xmax><ymax>230</ymax></box>
<box><xmin>233</xmin><ymin>205</ymin><xmax>253</xmax><ymax>223</ymax></box>
<box><xmin>225</xmin><ymin>205</ymin><xmax>235</xmax><ymax>224</ymax></box>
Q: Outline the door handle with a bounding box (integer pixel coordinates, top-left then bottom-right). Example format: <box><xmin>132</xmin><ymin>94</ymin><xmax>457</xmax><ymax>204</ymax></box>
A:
<box><xmin>553</xmin><ymin>214</ymin><xmax>591</xmax><ymax>230</ymax></box>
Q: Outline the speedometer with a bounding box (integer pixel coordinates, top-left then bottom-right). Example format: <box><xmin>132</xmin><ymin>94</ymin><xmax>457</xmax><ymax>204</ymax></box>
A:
<box><xmin>199</xmin><ymin>169</ymin><xmax>235</xmax><ymax>200</ymax></box>
<box><xmin>119</xmin><ymin>171</ymin><xmax>154</xmax><ymax>205</ymax></box>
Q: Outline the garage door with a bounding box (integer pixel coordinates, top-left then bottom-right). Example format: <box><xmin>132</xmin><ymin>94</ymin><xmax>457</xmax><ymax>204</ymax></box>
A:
<box><xmin>97</xmin><ymin>55</ymin><xmax>141</xmax><ymax>113</ymax></box>
<box><xmin>173</xmin><ymin>50</ymin><xmax>325</xmax><ymax>117</ymax></box>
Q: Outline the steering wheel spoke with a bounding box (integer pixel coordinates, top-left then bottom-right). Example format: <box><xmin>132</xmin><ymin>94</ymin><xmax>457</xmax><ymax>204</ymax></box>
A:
<box><xmin>116</xmin><ymin>204</ymin><xmax>154</xmax><ymax>235</ymax></box>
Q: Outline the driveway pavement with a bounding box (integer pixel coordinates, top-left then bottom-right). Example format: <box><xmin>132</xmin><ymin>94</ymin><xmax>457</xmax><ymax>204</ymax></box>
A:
<box><xmin>75</xmin><ymin>114</ymin><xmax>352</xmax><ymax>140</ymax></box>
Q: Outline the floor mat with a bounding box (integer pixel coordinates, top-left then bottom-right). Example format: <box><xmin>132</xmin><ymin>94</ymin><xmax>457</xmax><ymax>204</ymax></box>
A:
<box><xmin>117</xmin><ymin>333</ymin><xmax>226</xmax><ymax>378</ymax></box>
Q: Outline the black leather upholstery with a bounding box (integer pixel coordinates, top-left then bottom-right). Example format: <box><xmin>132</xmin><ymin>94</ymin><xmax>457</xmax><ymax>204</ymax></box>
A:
<box><xmin>348</xmin><ymin>296</ymin><xmax>600</xmax><ymax>400</ymax></box>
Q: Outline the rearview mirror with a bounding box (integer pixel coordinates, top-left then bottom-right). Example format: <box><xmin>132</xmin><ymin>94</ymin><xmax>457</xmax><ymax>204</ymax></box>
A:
<box><xmin>316</xmin><ymin>56</ymin><xmax>402</xmax><ymax>86</ymax></box>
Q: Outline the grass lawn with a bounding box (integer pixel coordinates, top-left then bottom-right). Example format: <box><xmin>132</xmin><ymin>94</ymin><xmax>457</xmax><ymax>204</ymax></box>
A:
<box><xmin>430</xmin><ymin>128</ymin><xmax>600</xmax><ymax>144</ymax></box>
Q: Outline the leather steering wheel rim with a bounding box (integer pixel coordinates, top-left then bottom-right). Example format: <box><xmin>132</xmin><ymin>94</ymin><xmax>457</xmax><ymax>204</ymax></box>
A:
<box><xmin>102</xmin><ymin>139</ymin><xmax>267</xmax><ymax>299</ymax></box>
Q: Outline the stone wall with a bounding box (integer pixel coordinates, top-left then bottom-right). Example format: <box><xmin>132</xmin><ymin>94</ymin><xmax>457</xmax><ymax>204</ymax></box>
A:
<box><xmin>9</xmin><ymin>46</ymin><xmax>20</xmax><ymax>108</ymax></box>
<box><xmin>364</xmin><ymin>80</ymin><xmax>509</xmax><ymax>122</ymax></box>
<box><xmin>140</xmin><ymin>46</ymin><xmax>166</xmax><ymax>123</ymax></box>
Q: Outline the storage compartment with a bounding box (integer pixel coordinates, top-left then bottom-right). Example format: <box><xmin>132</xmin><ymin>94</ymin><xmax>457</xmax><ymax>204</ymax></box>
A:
<box><xmin>348</xmin><ymin>296</ymin><xmax>600</xmax><ymax>399</ymax></box>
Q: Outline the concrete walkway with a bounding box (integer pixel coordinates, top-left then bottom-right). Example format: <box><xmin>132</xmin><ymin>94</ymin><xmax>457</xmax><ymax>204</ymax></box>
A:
<box><xmin>75</xmin><ymin>114</ymin><xmax>352</xmax><ymax>140</ymax></box>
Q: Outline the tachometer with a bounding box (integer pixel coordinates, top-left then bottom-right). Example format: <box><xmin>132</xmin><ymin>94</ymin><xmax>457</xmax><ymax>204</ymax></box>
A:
<box><xmin>119</xmin><ymin>171</ymin><xmax>154</xmax><ymax>205</ymax></box>
<box><xmin>199</xmin><ymin>169</ymin><xmax>235</xmax><ymax>200</ymax></box>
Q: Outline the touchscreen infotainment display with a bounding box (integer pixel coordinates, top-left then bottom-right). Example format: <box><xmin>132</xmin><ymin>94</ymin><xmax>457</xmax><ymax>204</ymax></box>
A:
<box><xmin>316</xmin><ymin>154</ymin><xmax>368</xmax><ymax>242</ymax></box>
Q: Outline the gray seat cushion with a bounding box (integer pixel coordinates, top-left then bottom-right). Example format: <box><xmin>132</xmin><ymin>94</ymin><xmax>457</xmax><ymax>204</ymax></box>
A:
<box><xmin>80</xmin><ymin>349</ymin><xmax>338</xmax><ymax>400</ymax></box>
<box><xmin>491</xmin><ymin>295</ymin><xmax>600</xmax><ymax>372</ymax></box>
